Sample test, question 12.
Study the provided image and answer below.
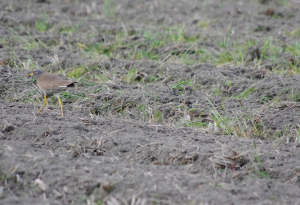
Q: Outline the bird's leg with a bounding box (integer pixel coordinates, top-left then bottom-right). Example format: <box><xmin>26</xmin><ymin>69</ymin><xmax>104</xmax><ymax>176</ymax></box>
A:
<box><xmin>37</xmin><ymin>94</ymin><xmax>47</xmax><ymax>114</ymax></box>
<box><xmin>58</xmin><ymin>97</ymin><xmax>64</xmax><ymax>117</ymax></box>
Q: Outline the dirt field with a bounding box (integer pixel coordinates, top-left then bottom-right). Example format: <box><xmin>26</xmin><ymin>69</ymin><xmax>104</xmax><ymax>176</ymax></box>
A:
<box><xmin>1</xmin><ymin>0</ymin><xmax>300</xmax><ymax>204</ymax></box>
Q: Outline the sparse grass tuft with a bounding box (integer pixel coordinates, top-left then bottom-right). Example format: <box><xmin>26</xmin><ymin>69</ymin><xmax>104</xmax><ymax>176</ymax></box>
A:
<box><xmin>103</xmin><ymin>0</ymin><xmax>116</xmax><ymax>17</ymax></box>
<box><xmin>288</xmin><ymin>29</ymin><xmax>300</xmax><ymax>37</ymax></box>
<box><xmin>35</xmin><ymin>13</ymin><xmax>51</xmax><ymax>32</ymax></box>
<box><xmin>289</xmin><ymin>89</ymin><xmax>300</xmax><ymax>101</ymax></box>
<box><xmin>60</xmin><ymin>92</ymin><xmax>85</xmax><ymax>100</ymax></box>
<box><xmin>252</xmin><ymin>141</ymin><xmax>270</xmax><ymax>178</ymax></box>
<box><xmin>68</xmin><ymin>67</ymin><xmax>87</xmax><ymax>78</ymax></box>
<box><xmin>172</xmin><ymin>79</ymin><xmax>192</xmax><ymax>90</ymax></box>
<box><xmin>123</xmin><ymin>68</ymin><xmax>137</xmax><ymax>84</ymax></box>
<box><xmin>286</xmin><ymin>42</ymin><xmax>300</xmax><ymax>58</ymax></box>
<box><xmin>154</xmin><ymin>110</ymin><xmax>162</xmax><ymax>123</ymax></box>
<box><xmin>207</xmin><ymin>98</ymin><xmax>249</xmax><ymax>137</ymax></box>
<box><xmin>237</xmin><ymin>87</ymin><xmax>256</xmax><ymax>99</ymax></box>
<box><xmin>181</xmin><ymin>120</ymin><xmax>208</xmax><ymax>129</ymax></box>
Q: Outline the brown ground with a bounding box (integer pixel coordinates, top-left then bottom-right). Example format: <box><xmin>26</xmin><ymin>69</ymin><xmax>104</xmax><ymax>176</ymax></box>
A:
<box><xmin>1</xmin><ymin>0</ymin><xmax>300</xmax><ymax>204</ymax></box>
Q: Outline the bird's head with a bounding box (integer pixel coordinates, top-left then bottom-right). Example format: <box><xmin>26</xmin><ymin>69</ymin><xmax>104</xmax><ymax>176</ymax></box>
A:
<box><xmin>29</xmin><ymin>69</ymin><xmax>44</xmax><ymax>79</ymax></box>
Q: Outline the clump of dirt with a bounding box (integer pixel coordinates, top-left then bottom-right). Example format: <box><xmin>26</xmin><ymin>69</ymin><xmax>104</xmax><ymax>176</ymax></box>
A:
<box><xmin>1</xmin><ymin>0</ymin><xmax>300</xmax><ymax>204</ymax></box>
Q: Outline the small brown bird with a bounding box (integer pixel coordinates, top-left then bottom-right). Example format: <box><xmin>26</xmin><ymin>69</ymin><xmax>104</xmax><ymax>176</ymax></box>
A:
<box><xmin>30</xmin><ymin>69</ymin><xmax>77</xmax><ymax>117</ymax></box>
<box><xmin>182</xmin><ymin>101</ymin><xmax>209</xmax><ymax>122</ymax></box>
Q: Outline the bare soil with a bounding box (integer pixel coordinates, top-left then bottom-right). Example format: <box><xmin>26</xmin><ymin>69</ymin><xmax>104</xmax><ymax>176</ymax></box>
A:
<box><xmin>1</xmin><ymin>0</ymin><xmax>300</xmax><ymax>204</ymax></box>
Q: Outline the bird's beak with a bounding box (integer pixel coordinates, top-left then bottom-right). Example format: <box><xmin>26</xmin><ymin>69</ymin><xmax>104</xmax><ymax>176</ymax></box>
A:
<box><xmin>29</xmin><ymin>72</ymin><xmax>33</xmax><ymax>77</ymax></box>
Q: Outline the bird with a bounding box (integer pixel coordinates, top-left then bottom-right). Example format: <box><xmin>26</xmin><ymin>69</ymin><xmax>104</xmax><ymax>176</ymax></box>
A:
<box><xmin>182</xmin><ymin>101</ymin><xmax>210</xmax><ymax>122</ymax></box>
<box><xmin>29</xmin><ymin>69</ymin><xmax>77</xmax><ymax>117</ymax></box>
